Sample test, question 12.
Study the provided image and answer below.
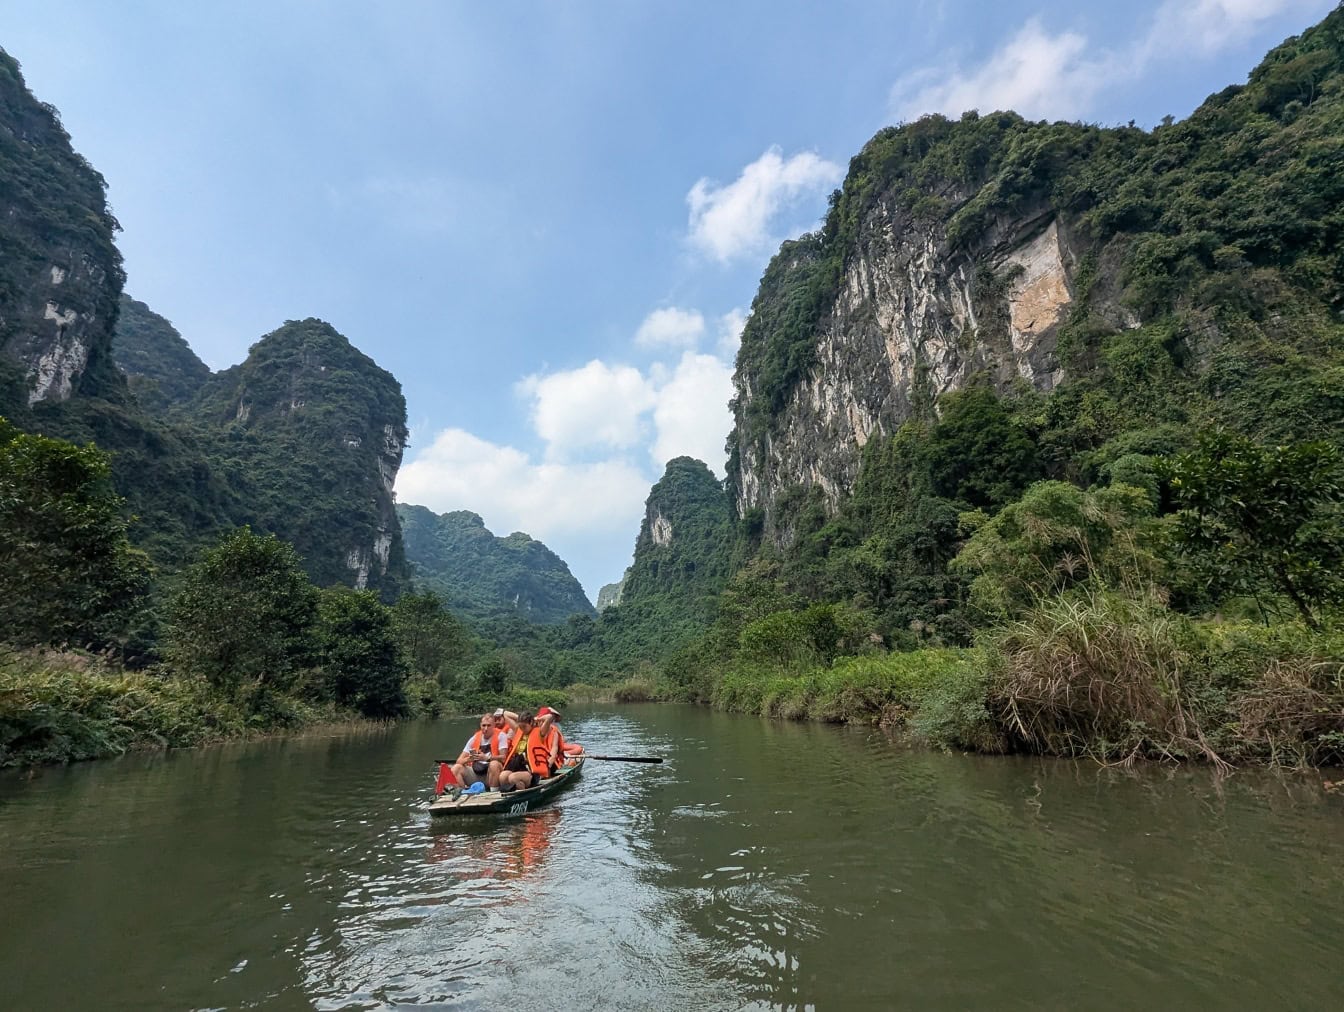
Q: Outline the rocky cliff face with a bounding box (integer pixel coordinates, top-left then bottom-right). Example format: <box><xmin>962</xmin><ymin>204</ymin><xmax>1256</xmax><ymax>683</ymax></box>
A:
<box><xmin>731</xmin><ymin>5</ymin><xmax>1344</xmax><ymax>532</ymax></box>
<box><xmin>730</xmin><ymin>202</ymin><xmax>1132</xmax><ymax>522</ymax></box>
<box><xmin>621</xmin><ymin>457</ymin><xmax>733</xmax><ymax>609</ymax></box>
<box><xmin>192</xmin><ymin>318</ymin><xmax>410</xmax><ymax>595</ymax></box>
<box><xmin>0</xmin><ymin>50</ymin><xmax>125</xmax><ymax>415</ymax></box>
<box><xmin>596</xmin><ymin>571</ymin><xmax>628</xmax><ymax>612</ymax></box>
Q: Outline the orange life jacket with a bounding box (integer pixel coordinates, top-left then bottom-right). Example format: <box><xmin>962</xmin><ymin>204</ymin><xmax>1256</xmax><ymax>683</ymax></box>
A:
<box><xmin>468</xmin><ymin>730</ymin><xmax>502</xmax><ymax>757</ymax></box>
<box><xmin>526</xmin><ymin>726</ymin><xmax>561</xmax><ymax>777</ymax></box>
<box><xmin>508</xmin><ymin>727</ymin><xmax>530</xmax><ymax>758</ymax></box>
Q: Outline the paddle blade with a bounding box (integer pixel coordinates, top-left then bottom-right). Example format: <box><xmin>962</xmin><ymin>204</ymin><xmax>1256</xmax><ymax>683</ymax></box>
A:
<box><xmin>434</xmin><ymin>762</ymin><xmax>459</xmax><ymax>796</ymax></box>
<box><xmin>586</xmin><ymin>755</ymin><xmax>664</xmax><ymax>763</ymax></box>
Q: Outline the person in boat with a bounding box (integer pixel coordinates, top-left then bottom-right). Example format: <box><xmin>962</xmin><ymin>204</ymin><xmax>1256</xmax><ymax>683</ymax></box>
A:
<box><xmin>498</xmin><ymin>710</ymin><xmax>537</xmax><ymax>793</ymax></box>
<box><xmin>528</xmin><ymin>705</ymin><xmax>566</xmax><ymax>781</ymax></box>
<box><xmin>451</xmin><ymin>713</ymin><xmax>509</xmax><ymax>791</ymax></box>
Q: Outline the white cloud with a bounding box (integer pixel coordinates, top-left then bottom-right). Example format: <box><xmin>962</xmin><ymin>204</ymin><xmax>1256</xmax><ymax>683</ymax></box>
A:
<box><xmin>395</xmin><ymin>428</ymin><xmax>652</xmax><ymax>597</ymax></box>
<box><xmin>716</xmin><ymin>308</ymin><xmax>747</xmax><ymax>360</ymax></box>
<box><xmin>634</xmin><ymin>306</ymin><xmax>705</xmax><ymax>349</ymax></box>
<box><xmin>1141</xmin><ymin>0</ymin><xmax>1323</xmax><ymax>59</ymax></box>
<box><xmin>516</xmin><ymin>360</ymin><xmax>655</xmax><ymax>458</ymax></box>
<box><xmin>397</xmin><ymin>429</ymin><xmax>650</xmax><ymax>540</ymax></box>
<box><xmin>649</xmin><ymin>351</ymin><xmax>735</xmax><ymax>476</ymax></box>
<box><xmin>892</xmin><ymin>20</ymin><xmax>1100</xmax><ymax>122</ymax></box>
<box><xmin>687</xmin><ymin>147</ymin><xmax>843</xmax><ymax>263</ymax></box>
<box><xmin>890</xmin><ymin>0</ymin><xmax>1327</xmax><ymax>123</ymax></box>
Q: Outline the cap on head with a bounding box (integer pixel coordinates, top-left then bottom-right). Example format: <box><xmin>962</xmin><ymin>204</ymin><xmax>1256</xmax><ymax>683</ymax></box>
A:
<box><xmin>535</xmin><ymin>705</ymin><xmax>561</xmax><ymax>720</ymax></box>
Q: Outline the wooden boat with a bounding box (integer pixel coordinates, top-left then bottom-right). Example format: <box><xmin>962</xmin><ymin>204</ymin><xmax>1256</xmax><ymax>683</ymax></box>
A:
<box><xmin>427</xmin><ymin>756</ymin><xmax>584</xmax><ymax>819</ymax></box>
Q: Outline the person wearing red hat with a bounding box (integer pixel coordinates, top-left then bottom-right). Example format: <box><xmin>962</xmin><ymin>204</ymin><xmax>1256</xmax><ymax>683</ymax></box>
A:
<box><xmin>524</xmin><ymin>706</ymin><xmax>565</xmax><ymax>783</ymax></box>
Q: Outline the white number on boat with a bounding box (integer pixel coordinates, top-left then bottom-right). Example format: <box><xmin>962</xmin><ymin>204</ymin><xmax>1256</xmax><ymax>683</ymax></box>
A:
<box><xmin>509</xmin><ymin>801</ymin><xmax>528</xmax><ymax>817</ymax></box>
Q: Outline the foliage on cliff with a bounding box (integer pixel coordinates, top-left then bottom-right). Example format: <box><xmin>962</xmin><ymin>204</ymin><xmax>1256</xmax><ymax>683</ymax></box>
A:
<box><xmin>730</xmin><ymin>4</ymin><xmax>1344</xmax><ymax>474</ymax></box>
<box><xmin>0</xmin><ymin>48</ymin><xmax>124</xmax><ymax>412</ymax></box>
<box><xmin>184</xmin><ymin>318</ymin><xmax>411</xmax><ymax>596</ymax></box>
<box><xmin>587</xmin><ymin>457</ymin><xmax>735</xmax><ymax>663</ymax></box>
<box><xmin>111</xmin><ymin>296</ymin><xmax>211</xmax><ymax>411</ymax></box>
<box><xmin>398</xmin><ymin>504</ymin><xmax>594</xmax><ymax>626</ymax></box>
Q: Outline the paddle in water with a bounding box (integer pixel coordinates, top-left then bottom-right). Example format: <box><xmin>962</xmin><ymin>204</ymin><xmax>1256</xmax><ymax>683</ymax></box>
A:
<box><xmin>582</xmin><ymin>755</ymin><xmax>664</xmax><ymax>763</ymax></box>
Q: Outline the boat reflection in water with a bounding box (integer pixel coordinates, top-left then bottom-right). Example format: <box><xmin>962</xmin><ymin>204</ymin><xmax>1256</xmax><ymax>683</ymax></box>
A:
<box><xmin>426</xmin><ymin>808</ymin><xmax>560</xmax><ymax>892</ymax></box>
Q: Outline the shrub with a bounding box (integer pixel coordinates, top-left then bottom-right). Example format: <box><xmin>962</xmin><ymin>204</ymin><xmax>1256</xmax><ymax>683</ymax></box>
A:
<box><xmin>989</xmin><ymin>588</ymin><xmax>1224</xmax><ymax>764</ymax></box>
<box><xmin>613</xmin><ymin>676</ymin><xmax>657</xmax><ymax>702</ymax></box>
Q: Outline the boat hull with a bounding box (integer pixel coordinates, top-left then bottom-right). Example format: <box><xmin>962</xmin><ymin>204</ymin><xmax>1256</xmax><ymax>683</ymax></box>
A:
<box><xmin>427</xmin><ymin>756</ymin><xmax>584</xmax><ymax>818</ymax></box>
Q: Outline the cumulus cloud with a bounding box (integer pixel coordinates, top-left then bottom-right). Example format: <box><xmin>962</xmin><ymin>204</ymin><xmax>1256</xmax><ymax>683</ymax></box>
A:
<box><xmin>634</xmin><ymin>307</ymin><xmax>705</xmax><ymax>349</ymax></box>
<box><xmin>687</xmin><ymin>147</ymin><xmax>843</xmax><ymax>263</ymax></box>
<box><xmin>892</xmin><ymin>20</ymin><xmax>1100</xmax><ymax>122</ymax></box>
<box><xmin>716</xmin><ymin>308</ymin><xmax>748</xmax><ymax>360</ymax></box>
<box><xmin>516</xmin><ymin>360</ymin><xmax>655</xmax><ymax>458</ymax></box>
<box><xmin>890</xmin><ymin>0</ymin><xmax>1326</xmax><ymax>122</ymax></box>
<box><xmin>649</xmin><ymin>351</ymin><xmax>735</xmax><ymax>476</ymax></box>
<box><xmin>397</xmin><ymin>429</ymin><xmax>651</xmax><ymax>539</ymax></box>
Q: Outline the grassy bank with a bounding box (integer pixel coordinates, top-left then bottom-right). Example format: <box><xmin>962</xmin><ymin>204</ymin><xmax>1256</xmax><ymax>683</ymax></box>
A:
<box><xmin>674</xmin><ymin>606</ymin><xmax>1344</xmax><ymax>768</ymax></box>
<box><xmin>0</xmin><ymin>649</ymin><xmax>361</xmax><ymax>767</ymax></box>
<box><xmin>1</xmin><ymin>650</ymin><xmax>573</xmax><ymax>769</ymax></box>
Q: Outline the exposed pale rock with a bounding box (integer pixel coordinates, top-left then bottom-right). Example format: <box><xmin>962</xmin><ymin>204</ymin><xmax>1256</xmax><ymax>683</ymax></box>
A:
<box><xmin>651</xmin><ymin>512</ymin><xmax>673</xmax><ymax>546</ymax></box>
<box><xmin>730</xmin><ymin>206</ymin><xmax>1091</xmax><ymax>525</ymax></box>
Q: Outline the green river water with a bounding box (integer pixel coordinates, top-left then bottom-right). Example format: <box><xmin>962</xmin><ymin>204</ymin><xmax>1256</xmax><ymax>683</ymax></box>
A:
<box><xmin>2</xmin><ymin>704</ymin><xmax>1342</xmax><ymax>1010</ymax></box>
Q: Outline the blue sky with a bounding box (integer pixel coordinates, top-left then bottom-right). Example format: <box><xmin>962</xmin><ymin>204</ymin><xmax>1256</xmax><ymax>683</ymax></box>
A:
<box><xmin>1</xmin><ymin>0</ymin><xmax>1333</xmax><ymax>599</ymax></box>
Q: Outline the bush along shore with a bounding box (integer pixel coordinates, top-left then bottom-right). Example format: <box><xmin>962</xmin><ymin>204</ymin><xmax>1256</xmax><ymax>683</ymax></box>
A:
<box><xmin>634</xmin><ymin>439</ymin><xmax>1344</xmax><ymax>769</ymax></box>
<box><xmin>692</xmin><ymin>614</ymin><xmax>1344</xmax><ymax>768</ymax></box>
<box><xmin>0</xmin><ymin>421</ymin><xmax>563</xmax><ymax>768</ymax></box>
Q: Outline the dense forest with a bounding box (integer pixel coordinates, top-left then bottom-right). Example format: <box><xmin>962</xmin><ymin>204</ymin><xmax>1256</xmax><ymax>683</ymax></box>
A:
<box><xmin>5</xmin><ymin>10</ymin><xmax>1344</xmax><ymax>767</ymax></box>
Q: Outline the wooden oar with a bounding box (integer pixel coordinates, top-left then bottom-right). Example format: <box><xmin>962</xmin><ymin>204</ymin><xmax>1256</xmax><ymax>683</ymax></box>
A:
<box><xmin>583</xmin><ymin>755</ymin><xmax>663</xmax><ymax>763</ymax></box>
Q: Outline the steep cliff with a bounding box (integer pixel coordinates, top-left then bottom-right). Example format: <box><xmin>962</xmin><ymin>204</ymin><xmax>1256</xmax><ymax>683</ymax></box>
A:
<box><xmin>578</xmin><ymin>457</ymin><xmax>735</xmax><ymax>665</ymax></box>
<box><xmin>729</xmin><ymin>8</ymin><xmax>1344</xmax><ymax>534</ymax></box>
<box><xmin>397</xmin><ymin>504</ymin><xmax>594</xmax><ymax>624</ymax></box>
<box><xmin>621</xmin><ymin>457</ymin><xmax>734</xmax><ymax>609</ymax></box>
<box><xmin>190</xmin><ymin>319</ymin><xmax>410</xmax><ymax>595</ymax></box>
<box><xmin>596</xmin><ymin>572</ymin><xmax>628</xmax><ymax>612</ymax></box>
<box><xmin>0</xmin><ymin>49</ymin><xmax>124</xmax><ymax>415</ymax></box>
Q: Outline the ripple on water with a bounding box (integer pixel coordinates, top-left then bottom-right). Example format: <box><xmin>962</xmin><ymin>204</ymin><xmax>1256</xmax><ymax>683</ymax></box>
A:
<box><xmin>5</xmin><ymin>709</ymin><xmax>1344</xmax><ymax>1010</ymax></box>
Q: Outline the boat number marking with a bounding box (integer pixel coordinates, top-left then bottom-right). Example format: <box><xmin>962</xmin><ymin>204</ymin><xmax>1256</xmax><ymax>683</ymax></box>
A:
<box><xmin>509</xmin><ymin>801</ymin><xmax>529</xmax><ymax>816</ymax></box>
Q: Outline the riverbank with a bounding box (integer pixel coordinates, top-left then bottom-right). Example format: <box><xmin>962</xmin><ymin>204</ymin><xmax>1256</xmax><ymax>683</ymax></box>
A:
<box><xmin>0</xmin><ymin>649</ymin><xmax>370</xmax><ymax>768</ymax></box>
<box><xmin>0</xmin><ymin>649</ymin><xmax>572</xmax><ymax>769</ymax></box>
<box><xmin>677</xmin><ymin>608</ymin><xmax>1344</xmax><ymax>767</ymax></box>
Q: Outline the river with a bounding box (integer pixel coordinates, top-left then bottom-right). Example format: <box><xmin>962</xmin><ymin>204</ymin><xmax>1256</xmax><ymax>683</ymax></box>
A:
<box><xmin>2</xmin><ymin>704</ymin><xmax>1342</xmax><ymax>1010</ymax></box>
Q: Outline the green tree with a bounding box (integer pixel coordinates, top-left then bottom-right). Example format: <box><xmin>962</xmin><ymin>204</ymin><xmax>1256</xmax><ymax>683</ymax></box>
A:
<box><xmin>928</xmin><ymin>383</ymin><xmax>1041</xmax><ymax>511</ymax></box>
<box><xmin>953</xmin><ymin>480</ymin><xmax>1164</xmax><ymax>620</ymax></box>
<box><xmin>1163</xmin><ymin>431</ymin><xmax>1344</xmax><ymax>628</ymax></box>
<box><xmin>390</xmin><ymin>590</ymin><xmax>472</xmax><ymax>684</ymax></box>
<box><xmin>0</xmin><ymin>418</ymin><xmax>151</xmax><ymax>651</ymax></box>
<box><xmin>472</xmin><ymin>657</ymin><xmax>509</xmax><ymax>697</ymax></box>
<box><xmin>317</xmin><ymin>589</ymin><xmax>408</xmax><ymax>718</ymax></box>
<box><xmin>165</xmin><ymin>527</ymin><xmax>318</xmax><ymax>701</ymax></box>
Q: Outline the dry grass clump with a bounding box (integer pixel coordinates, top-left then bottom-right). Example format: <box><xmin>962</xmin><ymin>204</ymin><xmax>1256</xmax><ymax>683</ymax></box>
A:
<box><xmin>1235</xmin><ymin>656</ymin><xmax>1344</xmax><ymax>766</ymax></box>
<box><xmin>612</xmin><ymin>676</ymin><xmax>658</xmax><ymax>703</ymax></box>
<box><xmin>991</xmin><ymin>589</ymin><xmax>1227</xmax><ymax>767</ymax></box>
